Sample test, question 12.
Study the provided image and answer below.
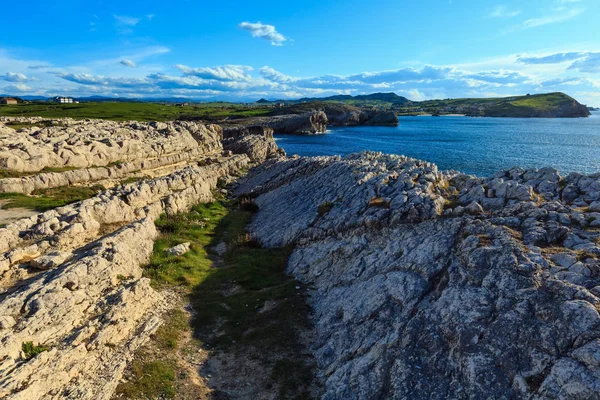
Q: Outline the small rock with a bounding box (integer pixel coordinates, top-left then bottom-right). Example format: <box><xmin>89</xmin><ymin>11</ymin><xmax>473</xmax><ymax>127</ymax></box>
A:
<box><xmin>0</xmin><ymin>316</ymin><xmax>16</xmax><ymax>329</ymax></box>
<box><xmin>30</xmin><ymin>251</ymin><xmax>72</xmax><ymax>270</ymax></box>
<box><xmin>164</xmin><ymin>242</ymin><xmax>191</xmax><ymax>256</ymax></box>
<box><xmin>465</xmin><ymin>201</ymin><xmax>484</xmax><ymax>215</ymax></box>
<box><xmin>214</xmin><ymin>242</ymin><xmax>227</xmax><ymax>256</ymax></box>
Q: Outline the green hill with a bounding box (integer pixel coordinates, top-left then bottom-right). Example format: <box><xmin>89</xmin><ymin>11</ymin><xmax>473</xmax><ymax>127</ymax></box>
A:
<box><xmin>407</xmin><ymin>92</ymin><xmax>590</xmax><ymax>118</ymax></box>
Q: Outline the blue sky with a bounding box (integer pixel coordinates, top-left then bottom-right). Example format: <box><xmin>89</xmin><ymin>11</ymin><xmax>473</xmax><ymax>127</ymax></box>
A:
<box><xmin>1</xmin><ymin>0</ymin><xmax>600</xmax><ymax>104</ymax></box>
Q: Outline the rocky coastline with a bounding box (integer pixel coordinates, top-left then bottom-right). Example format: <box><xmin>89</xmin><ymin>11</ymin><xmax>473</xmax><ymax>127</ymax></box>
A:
<box><xmin>222</xmin><ymin>105</ymin><xmax>399</xmax><ymax>136</ymax></box>
<box><xmin>2</xmin><ymin>117</ymin><xmax>600</xmax><ymax>399</ymax></box>
<box><xmin>234</xmin><ymin>152</ymin><xmax>600</xmax><ymax>399</ymax></box>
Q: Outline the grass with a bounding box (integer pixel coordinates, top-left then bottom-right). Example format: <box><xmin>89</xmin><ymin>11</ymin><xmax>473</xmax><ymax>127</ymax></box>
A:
<box><xmin>0</xmin><ymin>166</ymin><xmax>78</xmax><ymax>179</ymax></box>
<box><xmin>22</xmin><ymin>341</ymin><xmax>49</xmax><ymax>360</ymax></box>
<box><xmin>119</xmin><ymin>194</ymin><xmax>316</xmax><ymax>398</ymax></box>
<box><xmin>368</xmin><ymin>197</ymin><xmax>390</xmax><ymax>209</ymax></box>
<box><xmin>317</xmin><ymin>201</ymin><xmax>334</xmax><ymax>216</ymax></box>
<box><xmin>0</xmin><ymin>185</ymin><xmax>104</xmax><ymax>211</ymax></box>
<box><xmin>406</xmin><ymin>92</ymin><xmax>586</xmax><ymax>117</ymax></box>
<box><xmin>116</xmin><ymin>359</ymin><xmax>176</xmax><ymax>399</ymax></box>
<box><xmin>0</xmin><ymin>93</ymin><xmax>585</xmax><ymax>123</ymax></box>
<box><xmin>3</xmin><ymin>120</ymin><xmax>64</xmax><ymax>131</ymax></box>
<box><xmin>0</xmin><ymin>102</ymin><xmax>273</xmax><ymax>122</ymax></box>
<box><xmin>119</xmin><ymin>176</ymin><xmax>148</xmax><ymax>185</ymax></box>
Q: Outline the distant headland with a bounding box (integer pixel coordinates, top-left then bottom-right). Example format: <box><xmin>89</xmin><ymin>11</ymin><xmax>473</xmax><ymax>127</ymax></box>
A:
<box><xmin>257</xmin><ymin>92</ymin><xmax>592</xmax><ymax>118</ymax></box>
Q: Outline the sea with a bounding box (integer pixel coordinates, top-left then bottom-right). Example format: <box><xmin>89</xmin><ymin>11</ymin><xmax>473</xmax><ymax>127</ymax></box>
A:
<box><xmin>274</xmin><ymin>111</ymin><xmax>600</xmax><ymax>177</ymax></box>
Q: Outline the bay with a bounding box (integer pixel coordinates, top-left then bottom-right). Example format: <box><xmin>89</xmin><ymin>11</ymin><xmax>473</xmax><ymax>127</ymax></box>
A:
<box><xmin>274</xmin><ymin>112</ymin><xmax>600</xmax><ymax>176</ymax></box>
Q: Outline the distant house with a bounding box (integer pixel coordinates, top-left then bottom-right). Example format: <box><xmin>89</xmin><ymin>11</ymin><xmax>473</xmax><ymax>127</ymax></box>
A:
<box><xmin>176</xmin><ymin>102</ymin><xmax>189</xmax><ymax>107</ymax></box>
<box><xmin>0</xmin><ymin>98</ymin><xmax>18</xmax><ymax>105</ymax></box>
<box><xmin>54</xmin><ymin>97</ymin><xmax>74</xmax><ymax>104</ymax></box>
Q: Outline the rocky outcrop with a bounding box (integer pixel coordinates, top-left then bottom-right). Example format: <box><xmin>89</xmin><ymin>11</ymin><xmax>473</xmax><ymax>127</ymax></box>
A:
<box><xmin>0</xmin><ymin>153</ymin><xmax>250</xmax><ymax>399</ymax></box>
<box><xmin>0</xmin><ymin>118</ymin><xmax>228</xmax><ymax>194</ymax></box>
<box><xmin>222</xmin><ymin>125</ymin><xmax>274</xmax><ymax>139</ymax></box>
<box><xmin>484</xmin><ymin>98</ymin><xmax>591</xmax><ymax>118</ymax></box>
<box><xmin>324</xmin><ymin>107</ymin><xmax>399</xmax><ymax>127</ymax></box>
<box><xmin>0</xmin><ymin>118</ymin><xmax>223</xmax><ymax>173</ymax></box>
<box><xmin>235</xmin><ymin>152</ymin><xmax>600</xmax><ymax>399</ymax></box>
<box><xmin>267</xmin><ymin>111</ymin><xmax>328</xmax><ymax>134</ymax></box>
<box><xmin>223</xmin><ymin>135</ymin><xmax>283</xmax><ymax>163</ymax></box>
<box><xmin>223</xmin><ymin>111</ymin><xmax>328</xmax><ymax>135</ymax></box>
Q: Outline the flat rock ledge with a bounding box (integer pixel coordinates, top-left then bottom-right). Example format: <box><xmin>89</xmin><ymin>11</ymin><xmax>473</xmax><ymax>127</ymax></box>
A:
<box><xmin>0</xmin><ymin>154</ymin><xmax>250</xmax><ymax>399</ymax></box>
<box><xmin>235</xmin><ymin>151</ymin><xmax>600</xmax><ymax>399</ymax></box>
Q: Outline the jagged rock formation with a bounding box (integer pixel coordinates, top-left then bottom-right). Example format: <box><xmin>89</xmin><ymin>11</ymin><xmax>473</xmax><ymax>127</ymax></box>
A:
<box><xmin>0</xmin><ymin>118</ymin><xmax>222</xmax><ymax>174</ymax></box>
<box><xmin>0</xmin><ymin>118</ymin><xmax>277</xmax><ymax>194</ymax></box>
<box><xmin>222</xmin><ymin>125</ymin><xmax>274</xmax><ymax>140</ymax></box>
<box><xmin>223</xmin><ymin>134</ymin><xmax>283</xmax><ymax>163</ymax></box>
<box><xmin>222</xmin><ymin>111</ymin><xmax>328</xmax><ymax>135</ymax></box>
<box><xmin>235</xmin><ymin>152</ymin><xmax>600</xmax><ymax>399</ymax></box>
<box><xmin>320</xmin><ymin>106</ymin><xmax>399</xmax><ymax>127</ymax></box>
<box><xmin>0</xmin><ymin>114</ymin><xmax>253</xmax><ymax>399</ymax></box>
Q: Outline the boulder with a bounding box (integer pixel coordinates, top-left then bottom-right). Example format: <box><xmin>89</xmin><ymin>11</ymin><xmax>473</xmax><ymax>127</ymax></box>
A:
<box><xmin>164</xmin><ymin>242</ymin><xmax>191</xmax><ymax>256</ymax></box>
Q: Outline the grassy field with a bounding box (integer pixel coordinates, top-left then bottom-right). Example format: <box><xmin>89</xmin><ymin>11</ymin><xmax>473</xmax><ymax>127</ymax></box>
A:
<box><xmin>0</xmin><ymin>102</ymin><xmax>272</xmax><ymax>122</ymax></box>
<box><xmin>116</xmin><ymin>194</ymin><xmax>317</xmax><ymax>399</ymax></box>
<box><xmin>0</xmin><ymin>92</ymin><xmax>585</xmax><ymax>122</ymax></box>
<box><xmin>0</xmin><ymin>185</ymin><xmax>104</xmax><ymax>211</ymax></box>
<box><xmin>411</xmin><ymin>92</ymin><xmax>586</xmax><ymax>116</ymax></box>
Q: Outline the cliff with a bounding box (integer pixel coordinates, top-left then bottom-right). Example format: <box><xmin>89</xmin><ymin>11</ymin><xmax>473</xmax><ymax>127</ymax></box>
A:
<box><xmin>235</xmin><ymin>151</ymin><xmax>600</xmax><ymax>399</ymax></box>
<box><xmin>273</xmin><ymin>102</ymin><xmax>399</xmax><ymax>128</ymax></box>
<box><xmin>412</xmin><ymin>92</ymin><xmax>591</xmax><ymax>118</ymax></box>
<box><xmin>221</xmin><ymin>110</ymin><xmax>328</xmax><ymax>135</ymax></box>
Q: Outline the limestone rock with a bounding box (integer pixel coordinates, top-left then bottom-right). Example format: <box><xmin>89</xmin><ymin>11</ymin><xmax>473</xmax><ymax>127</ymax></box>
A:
<box><xmin>164</xmin><ymin>242</ymin><xmax>191</xmax><ymax>256</ymax></box>
<box><xmin>236</xmin><ymin>151</ymin><xmax>600</xmax><ymax>399</ymax></box>
<box><xmin>223</xmin><ymin>135</ymin><xmax>281</xmax><ymax>163</ymax></box>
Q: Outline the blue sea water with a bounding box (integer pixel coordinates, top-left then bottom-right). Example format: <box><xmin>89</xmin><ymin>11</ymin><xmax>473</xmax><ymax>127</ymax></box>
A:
<box><xmin>274</xmin><ymin>112</ymin><xmax>600</xmax><ymax>177</ymax></box>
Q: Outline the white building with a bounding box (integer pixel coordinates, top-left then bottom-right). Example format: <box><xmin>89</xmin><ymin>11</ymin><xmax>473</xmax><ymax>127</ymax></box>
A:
<box><xmin>54</xmin><ymin>97</ymin><xmax>74</xmax><ymax>104</ymax></box>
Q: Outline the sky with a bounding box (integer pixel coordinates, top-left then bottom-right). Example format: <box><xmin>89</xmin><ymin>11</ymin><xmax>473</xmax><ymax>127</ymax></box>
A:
<box><xmin>1</xmin><ymin>0</ymin><xmax>600</xmax><ymax>104</ymax></box>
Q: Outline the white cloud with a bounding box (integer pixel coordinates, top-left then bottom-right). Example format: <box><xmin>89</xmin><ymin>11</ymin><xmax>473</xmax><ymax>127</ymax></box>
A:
<box><xmin>28</xmin><ymin>64</ymin><xmax>50</xmax><ymax>70</ymax></box>
<box><xmin>570</xmin><ymin>53</ymin><xmax>600</xmax><ymax>73</ymax></box>
<box><xmin>175</xmin><ymin>65</ymin><xmax>254</xmax><ymax>81</ymax></box>
<box><xmin>2</xmin><ymin>72</ymin><xmax>30</xmax><ymax>82</ymax></box>
<box><xmin>522</xmin><ymin>7</ymin><xmax>583</xmax><ymax>29</ymax></box>
<box><xmin>239</xmin><ymin>22</ymin><xmax>287</xmax><ymax>46</ymax></box>
<box><xmin>3</xmin><ymin>84</ymin><xmax>32</xmax><ymax>92</ymax></box>
<box><xmin>120</xmin><ymin>59</ymin><xmax>137</xmax><ymax>68</ymax></box>
<box><xmin>259</xmin><ymin>66</ymin><xmax>295</xmax><ymax>82</ymax></box>
<box><xmin>2</xmin><ymin>43</ymin><xmax>600</xmax><ymax>105</ymax></box>
<box><xmin>113</xmin><ymin>15</ymin><xmax>140</xmax><ymax>26</ymax></box>
<box><xmin>518</xmin><ymin>52</ymin><xmax>588</xmax><ymax>64</ymax></box>
<box><xmin>407</xmin><ymin>89</ymin><xmax>426</xmax><ymax>101</ymax></box>
<box><xmin>489</xmin><ymin>6</ymin><xmax>521</xmax><ymax>18</ymax></box>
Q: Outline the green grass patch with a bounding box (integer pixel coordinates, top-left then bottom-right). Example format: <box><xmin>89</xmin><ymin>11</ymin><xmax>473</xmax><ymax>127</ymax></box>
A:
<box><xmin>22</xmin><ymin>341</ymin><xmax>49</xmax><ymax>360</ymax></box>
<box><xmin>115</xmin><ymin>358</ymin><xmax>176</xmax><ymax>399</ymax></box>
<box><xmin>0</xmin><ymin>102</ymin><xmax>273</xmax><ymax>122</ymax></box>
<box><xmin>0</xmin><ymin>185</ymin><xmax>104</xmax><ymax>211</ymax></box>
<box><xmin>153</xmin><ymin>309</ymin><xmax>189</xmax><ymax>350</ymax></box>
<box><xmin>129</xmin><ymin>194</ymin><xmax>317</xmax><ymax>398</ymax></box>
<box><xmin>0</xmin><ymin>166</ymin><xmax>78</xmax><ymax>179</ymax></box>
<box><xmin>317</xmin><ymin>201</ymin><xmax>334</xmax><ymax>216</ymax></box>
<box><xmin>119</xmin><ymin>176</ymin><xmax>148</xmax><ymax>185</ymax></box>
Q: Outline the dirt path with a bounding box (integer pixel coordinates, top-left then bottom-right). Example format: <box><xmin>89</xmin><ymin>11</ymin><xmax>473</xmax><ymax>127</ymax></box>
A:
<box><xmin>114</xmin><ymin>196</ymin><xmax>320</xmax><ymax>399</ymax></box>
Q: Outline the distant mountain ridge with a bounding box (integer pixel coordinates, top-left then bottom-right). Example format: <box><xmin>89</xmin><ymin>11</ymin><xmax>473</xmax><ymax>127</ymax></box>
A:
<box><xmin>258</xmin><ymin>92</ymin><xmax>411</xmax><ymax>105</ymax></box>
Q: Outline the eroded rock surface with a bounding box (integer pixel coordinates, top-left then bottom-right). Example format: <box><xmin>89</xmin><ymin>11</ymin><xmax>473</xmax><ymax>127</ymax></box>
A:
<box><xmin>223</xmin><ymin>111</ymin><xmax>328</xmax><ymax>135</ymax></box>
<box><xmin>0</xmin><ymin>118</ymin><xmax>222</xmax><ymax>174</ymax></box>
<box><xmin>0</xmin><ymin>150</ymin><xmax>250</xmax><ymax>399</ymax></box>
<box><xmin>236</xmin><ymin>152</ymin><xmax>600</xmax><ymax>399</ymax></box>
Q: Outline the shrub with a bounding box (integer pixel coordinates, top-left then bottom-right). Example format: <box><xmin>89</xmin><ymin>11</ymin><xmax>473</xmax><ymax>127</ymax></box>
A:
<box><xmin>318</xmin><ymin>201</ymin><xmax>334</xmax><ymax>216</ymax></box>
<box><xmin>22</xmin><ymin>341</ymin><xmax>49</xmax><ymax>360</ymax></box>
